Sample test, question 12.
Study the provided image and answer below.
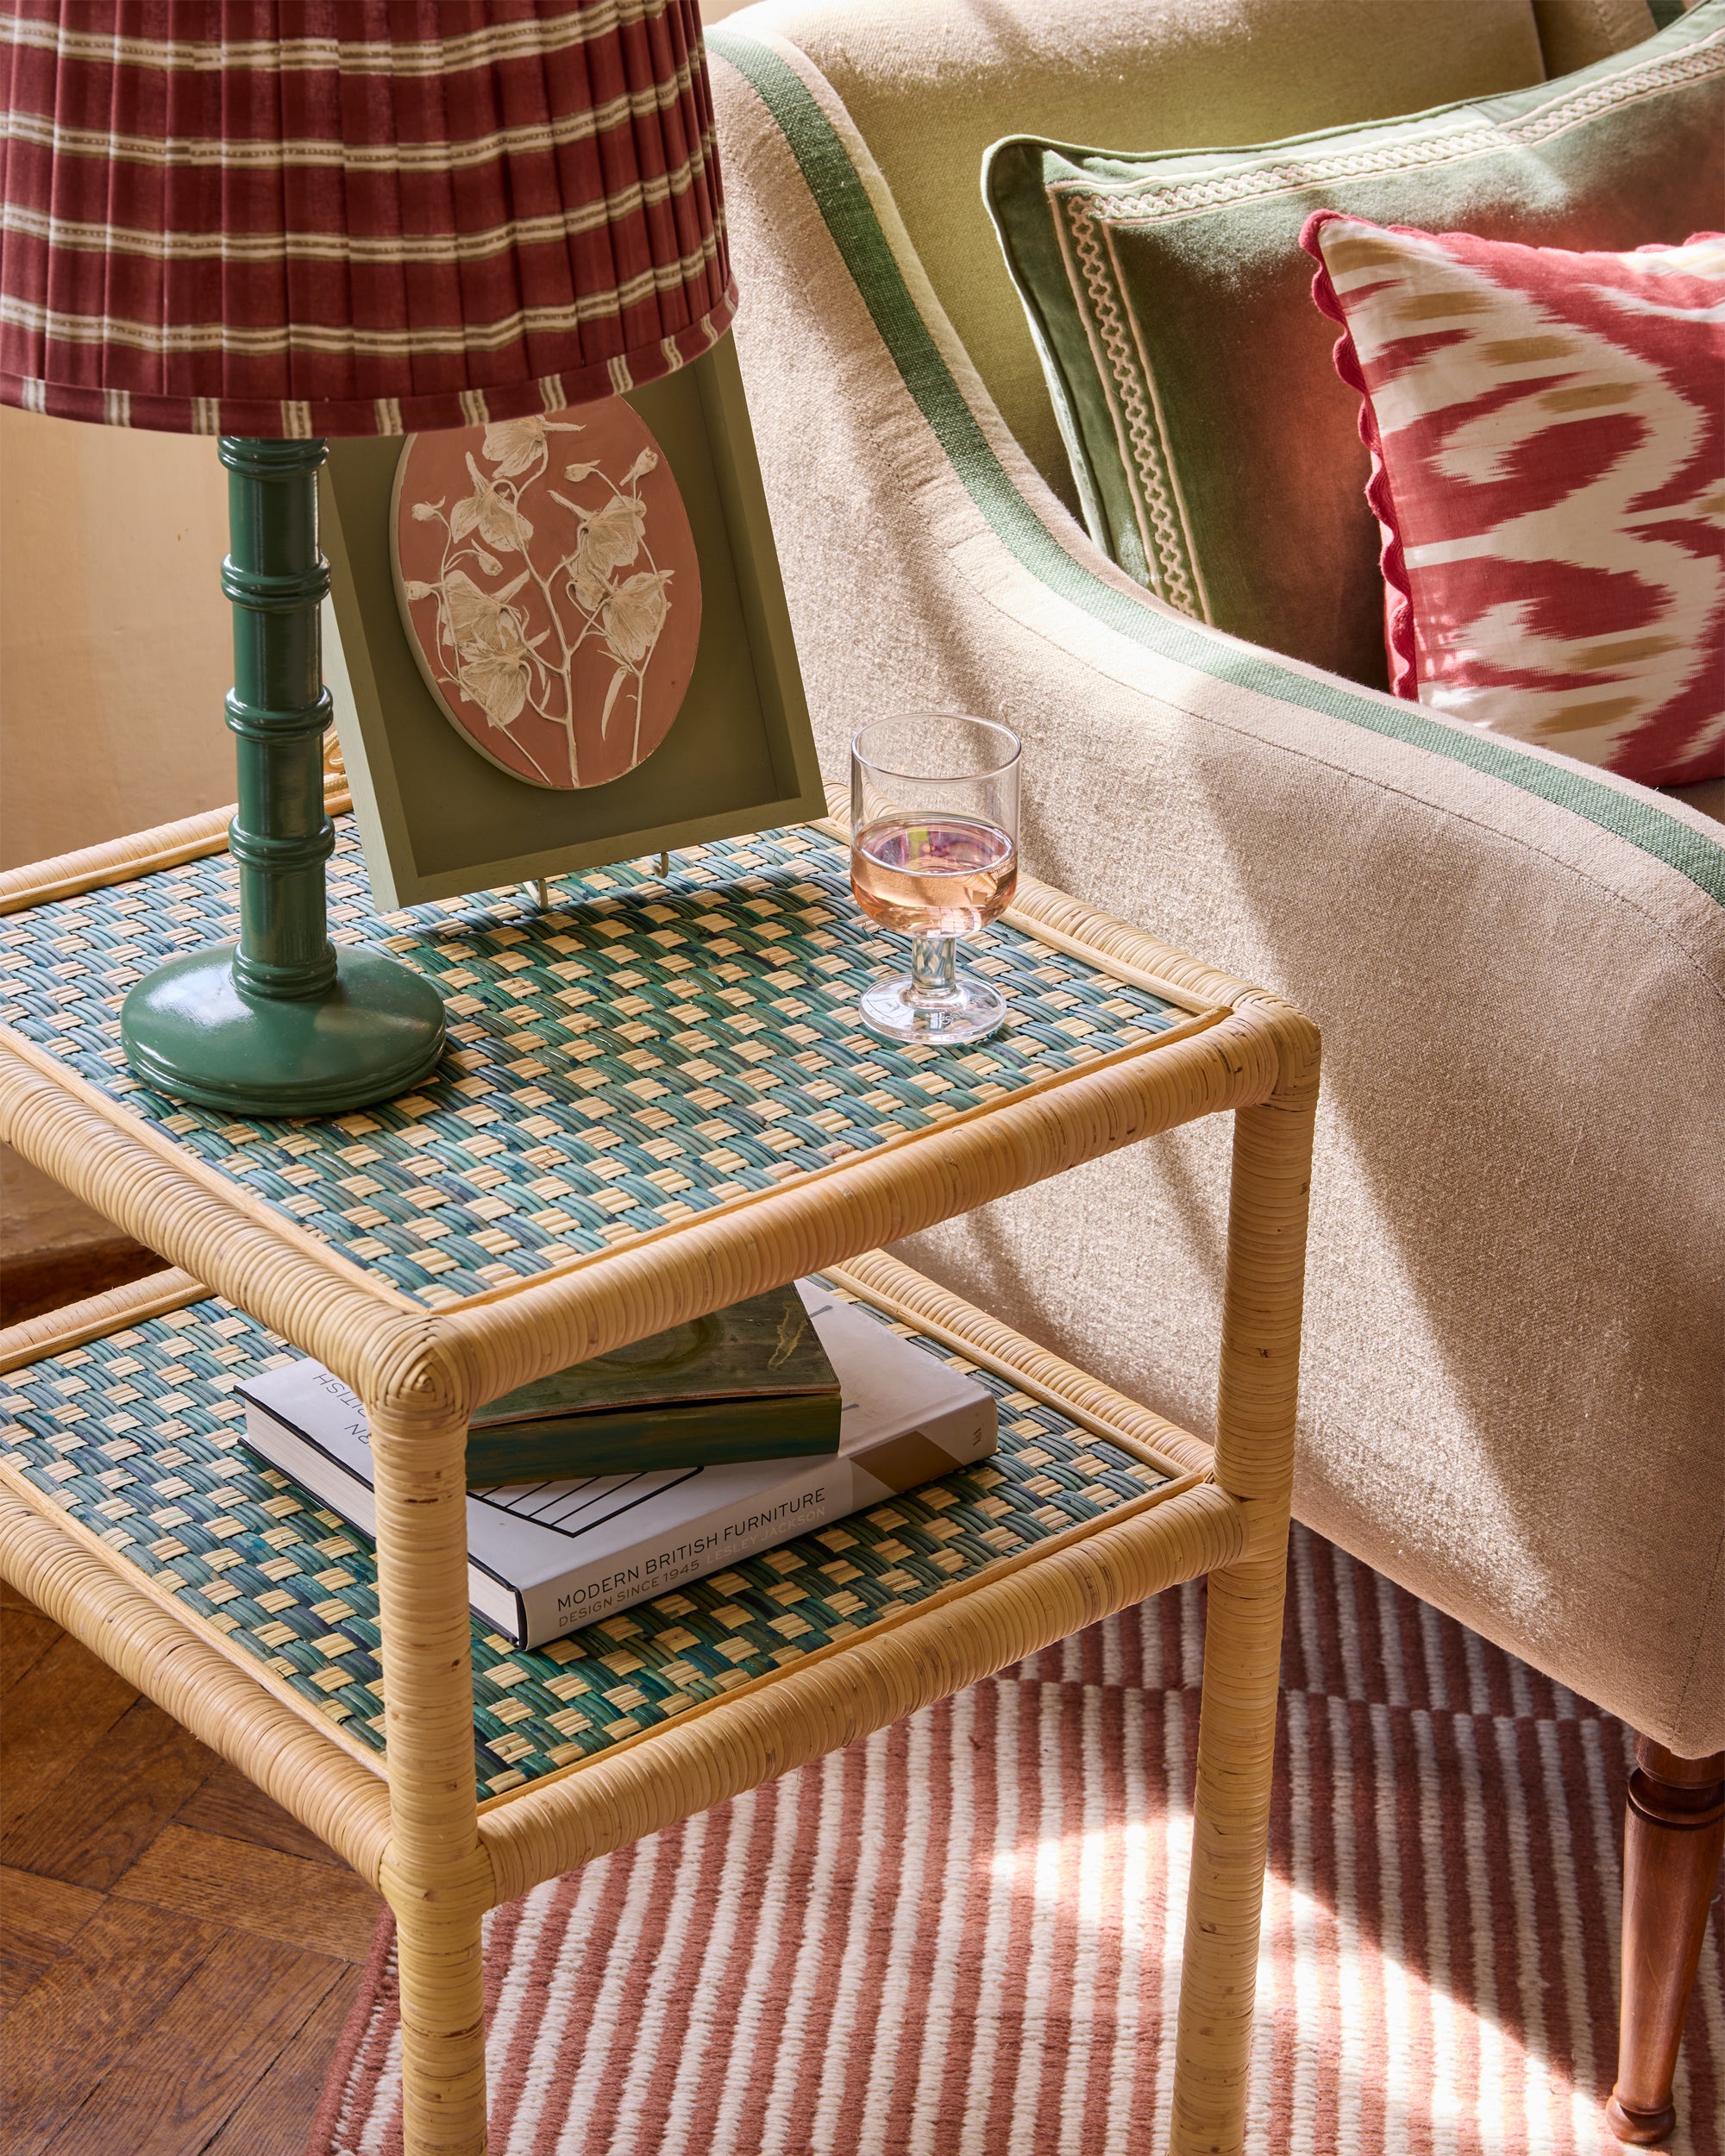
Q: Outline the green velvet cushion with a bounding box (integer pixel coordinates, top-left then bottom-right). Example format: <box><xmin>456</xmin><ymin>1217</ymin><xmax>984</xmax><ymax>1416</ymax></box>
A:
<box><xmin>984</xmin><ymin>3</ymin><xmax>1724</xmax><ymax>688</ymax></box>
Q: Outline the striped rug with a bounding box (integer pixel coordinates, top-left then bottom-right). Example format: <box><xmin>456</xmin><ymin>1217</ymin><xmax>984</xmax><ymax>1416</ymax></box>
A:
<box><xmin>309</xmin><ymin>1526</ymin><xmax>1724</xmax><ymax>2155</ymax></box>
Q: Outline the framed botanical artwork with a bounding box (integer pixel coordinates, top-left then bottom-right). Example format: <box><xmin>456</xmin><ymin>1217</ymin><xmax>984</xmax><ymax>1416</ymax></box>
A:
<box><xmin>320</xmin><ymin>338</ymin><xmax>827</xmax><ymax>912</ymax></box>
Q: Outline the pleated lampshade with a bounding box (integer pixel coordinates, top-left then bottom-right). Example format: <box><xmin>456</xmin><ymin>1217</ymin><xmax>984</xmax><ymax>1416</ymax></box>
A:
<box><xmin>0</xmin><ymin>0</ymin><xmax>737</xmax><ymax>437</ymax></box>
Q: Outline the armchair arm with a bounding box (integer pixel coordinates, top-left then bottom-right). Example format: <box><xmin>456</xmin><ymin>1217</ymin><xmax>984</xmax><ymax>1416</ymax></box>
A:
<box><xmin>711</xmin><ymin>24</ymin><xmax>1725</xmax><ymax>1754</ymax></box>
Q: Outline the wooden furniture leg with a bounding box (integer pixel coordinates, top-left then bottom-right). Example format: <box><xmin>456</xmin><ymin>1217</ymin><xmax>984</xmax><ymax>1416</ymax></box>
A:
<box><xmin>367</xmin><ymin>1358</ymin><xmax>494</xmax><ymax>2156</ymax></box>
<box><xmin>1171</xmin><ymin>1018</ymin><xmax>1318</xmax><ymax>2156</ymax></box>
<box><xmin>1605</xmin><ymin>1738</ymin><xmax>1725</xmax><ymax>2146</ymax></box>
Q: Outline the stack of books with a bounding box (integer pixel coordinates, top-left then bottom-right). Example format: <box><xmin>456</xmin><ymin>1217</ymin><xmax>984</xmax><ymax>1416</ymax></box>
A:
<box><xmin>238</xmin><ymin>1280</ymin><xmax>996</xmax><ymax>1648</ymax></box>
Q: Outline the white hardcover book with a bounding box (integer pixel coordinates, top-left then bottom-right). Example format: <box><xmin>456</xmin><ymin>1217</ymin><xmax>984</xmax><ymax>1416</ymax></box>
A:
<box><xmin>237</xmin><ymin>1282</ymin><xmax>996</xmax><ymax>1647</ymax></box>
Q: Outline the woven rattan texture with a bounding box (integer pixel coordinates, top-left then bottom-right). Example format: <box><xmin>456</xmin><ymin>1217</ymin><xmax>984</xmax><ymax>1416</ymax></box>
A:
<box><xmin>0</xmin><ymin>824</ymin><xmax>1184</xmax><ymax>1308</ymax></box>
<box><xmin>0</xmin><ymin>1287</ymin><xmax>1170</xmax><ymax>1800</ymax></box>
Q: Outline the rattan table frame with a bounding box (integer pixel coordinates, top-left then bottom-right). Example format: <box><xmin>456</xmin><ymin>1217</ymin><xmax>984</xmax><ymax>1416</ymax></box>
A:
<box><xmin>0</xmin><ymin>793</ymin><xmax>1317</xmax><ymax>2156</ymax></box>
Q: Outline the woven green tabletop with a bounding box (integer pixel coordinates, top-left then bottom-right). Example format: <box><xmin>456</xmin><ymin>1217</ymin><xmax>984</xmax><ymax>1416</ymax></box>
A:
<box><xmin>0</xmin><ymin>822</ymin><xmax>1187</xmax><ymax>1307</ymax></box>
<box><xmin>0</xmin><ymin>1287</ymin><xmax>1171</xmax><ymax>1801</ymax></box>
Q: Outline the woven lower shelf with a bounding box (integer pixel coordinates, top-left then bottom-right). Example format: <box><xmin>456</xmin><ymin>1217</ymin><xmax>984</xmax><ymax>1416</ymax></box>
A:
<box><xmin>0</xmin><ymin>1257</ymin><xmax>1223</xmax><ymax>1837</ymax></box>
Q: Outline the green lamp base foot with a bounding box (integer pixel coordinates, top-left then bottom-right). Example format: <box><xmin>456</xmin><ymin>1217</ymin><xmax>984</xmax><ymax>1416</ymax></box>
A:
<box><xmin>122</xmin><ymin>943</ymin><xmax>446</xmax><ymax>1118</ymax></box>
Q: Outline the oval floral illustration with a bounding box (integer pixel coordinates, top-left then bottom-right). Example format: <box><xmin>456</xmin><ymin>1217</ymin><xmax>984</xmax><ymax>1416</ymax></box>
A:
<box><xmin>391</xmin><ymin>405</ymin><xmax>701</xmax><ymax>790</ymax></box>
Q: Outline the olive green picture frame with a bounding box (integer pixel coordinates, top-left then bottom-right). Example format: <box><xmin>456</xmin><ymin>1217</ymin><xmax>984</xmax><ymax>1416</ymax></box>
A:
<box><xmin>320</xmin><ymin>338</ymin><xmax>828</xmax><ymax>912</ymax></box>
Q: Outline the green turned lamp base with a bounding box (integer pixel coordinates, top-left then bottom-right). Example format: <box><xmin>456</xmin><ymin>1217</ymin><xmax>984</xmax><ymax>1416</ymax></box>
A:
<box><xmin>122</xmin><ymin>944</ymin><xmax>446</xmax><ymax>1118</ymax></box>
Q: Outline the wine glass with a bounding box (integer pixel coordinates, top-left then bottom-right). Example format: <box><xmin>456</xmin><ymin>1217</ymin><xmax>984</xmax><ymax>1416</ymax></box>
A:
<box><xmin>849</xmin><ymin>713</ymin><xmax>1021</xmax><ymax>1045</ymax></box>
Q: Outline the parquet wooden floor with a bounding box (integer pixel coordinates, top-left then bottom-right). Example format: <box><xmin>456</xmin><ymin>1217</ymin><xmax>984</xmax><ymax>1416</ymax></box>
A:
<box><xmin>0</xmin><ymin>1573</ymin><xmax>383</xmax><ymax>2154</ymax></box>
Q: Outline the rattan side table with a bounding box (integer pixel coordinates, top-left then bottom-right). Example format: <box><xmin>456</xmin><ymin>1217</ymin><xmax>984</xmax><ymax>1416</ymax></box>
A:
<box><xmin>0</xmin><ymin>796</ymin><xmax>1317</xmax><ymax>2156</ymax></box>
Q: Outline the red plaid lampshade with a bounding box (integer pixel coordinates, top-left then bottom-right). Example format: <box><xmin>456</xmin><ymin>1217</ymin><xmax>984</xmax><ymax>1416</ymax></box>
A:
<box><xmin>0</xmin><ymin>0</ymin><xmax>737</xmax><ymax>437</ymax></box>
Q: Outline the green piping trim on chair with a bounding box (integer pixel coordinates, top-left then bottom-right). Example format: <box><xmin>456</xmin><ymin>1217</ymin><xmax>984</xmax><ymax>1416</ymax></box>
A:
<box><xmin>708</xmin><ymin>28</ymin><xmax>1725</xmax><ymax>909</ymax></box>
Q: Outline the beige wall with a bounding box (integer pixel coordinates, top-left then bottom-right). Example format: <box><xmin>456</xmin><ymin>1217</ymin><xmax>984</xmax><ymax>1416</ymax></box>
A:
<box><xmin>0</xmin><ymin>412</ymin><xmax>236</xmax><ymax>1264</ymax></box>
<box><xmin>0</xmin><ymin>406</ymin><xmax>235</xmax><ymax>869</ymax></box>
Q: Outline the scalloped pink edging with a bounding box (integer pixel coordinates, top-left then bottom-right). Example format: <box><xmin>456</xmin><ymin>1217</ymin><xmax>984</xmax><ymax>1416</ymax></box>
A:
<box><xmin>1298</xmin><ymin>210</ymin><xmax>1421</xmax><ymax>702</ymax></box>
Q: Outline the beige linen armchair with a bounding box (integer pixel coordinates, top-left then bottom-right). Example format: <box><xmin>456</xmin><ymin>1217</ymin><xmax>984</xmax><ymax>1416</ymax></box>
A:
<box><xmin>707</xmin><ymin>0</ymin><xmax>1725</xmax><ymax>2140</ymax></box>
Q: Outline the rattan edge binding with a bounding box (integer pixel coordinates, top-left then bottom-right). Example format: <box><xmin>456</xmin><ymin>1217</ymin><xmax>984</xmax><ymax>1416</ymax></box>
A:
<box><xmin>0</xmin><ymin>1485</ymin><xmax>393</xmax><ymax>1880</ymax></box>
<box><xmin>441</xmin><ymin>998</ymin><xmax>1231</xmax><ymax>1316</ymax></box>
<box><xmin>0</xmin><ymin>791</ymin><xmax>1245</xmax><ymax>1020</ymax></box>
<box><xmin>0</xmin><ymin>787</ymin><xmax>355</xmax><ymax>916</ymax></box>
<box><xmin>0</xmin><ymin>1450</ymin><xmax>390</xmax><ymax>1778</ymax></box>
<box><xmin>474</xmin><ymin>1476</ymin><xmax>1248</xmax><ymax>1901</ymax></box>
<box><xmin>0</xmin><ymin>991</ymin><xmax>1231</xmax><ymax>1342</ymax></box>
<box><xmin>0</xmin><ymin>1000</ymin><xmax>1283</xmax><ymax>1405</ymax></box>
<box><xmin>0</xmin><ymin>796</ymin><xmax>1276</xmax><ymax>1392</ymax></box>
<box><xmin>0</xmin><ymin>1042</ymin><xmax>434</xmax><ymax>1397</ymax></box>
<box><xmin>437</xmin><ymin>1006</ymin><xmax>1283</xmax><ymax>1404</ymax></box>
<box><xmin>0</xmin><ymin>1266</ymin><xmax>207</xmax><ymax>1374</ymax></box>
<box><xmin>0</xmin><ymin>1249</ymin><xmax>1227</xmax><ymax>1897</ymax></box>
<box><xmin>0</xmin><ymin>804</ymin><xmax>237</xmax><ymax>916</ymax></box>
<box><xmin>0</xmin><ymin>1029</ymin><xmax>421</xmax><ymax>1313</ymax></box>
<box><xmin>473</xmin><ymin>1460</ymin><xmax>1214</xmax><ymax>1827</ymax></box>
<box><xmin>0</xmin><ymin>1252</ymin><xmax>1208</xmax><ymax>1484</ymax></box>
<box><xmin>825</xmin><ymin>1249</ymin><xmax>1211</xmax><ymax>1480</ymax></box>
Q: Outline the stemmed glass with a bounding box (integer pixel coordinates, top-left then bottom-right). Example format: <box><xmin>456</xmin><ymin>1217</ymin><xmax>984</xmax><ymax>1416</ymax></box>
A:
<box><xmin>849</xmin><ymin>713</ymin><xmax>1021</xmax><ymax>1045</ymax></box>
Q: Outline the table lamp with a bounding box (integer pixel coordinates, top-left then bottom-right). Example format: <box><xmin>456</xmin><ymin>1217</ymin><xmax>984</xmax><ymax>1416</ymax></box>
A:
<box><xmin>0</xmin><ymin>0</ymin><xmax>736</xmax><ymax>1117</ymax></box>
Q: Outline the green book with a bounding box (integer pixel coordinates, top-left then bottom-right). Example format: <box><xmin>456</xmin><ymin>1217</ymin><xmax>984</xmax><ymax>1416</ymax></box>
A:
<box><xmin>466</xmin><ymin>1282</ymin><xmax>842</xmax><ymax>1484</ymax></box>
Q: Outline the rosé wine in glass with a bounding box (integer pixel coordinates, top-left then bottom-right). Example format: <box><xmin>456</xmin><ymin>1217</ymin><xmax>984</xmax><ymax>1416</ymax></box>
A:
<box><xmin>849</xmin><ymin>716</ymin><xmax>1021</xmax><ymax>1046</ymax></box>
<box><xmin>850</xmin><ymin>815</ymin><xmax>1018</xmax><ymax>938</ymax></box>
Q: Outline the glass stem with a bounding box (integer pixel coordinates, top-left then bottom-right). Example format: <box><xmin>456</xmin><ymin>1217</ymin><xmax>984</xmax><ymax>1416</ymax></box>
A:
<box><xmin>910</xmin><ymin>933</ymin><xmax>960</xmax><ymax>1007</ymax></box>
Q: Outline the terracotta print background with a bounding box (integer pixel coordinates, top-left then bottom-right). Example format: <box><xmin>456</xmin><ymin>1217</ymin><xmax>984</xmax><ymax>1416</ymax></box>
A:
<box><xmin>393</xmin><ymin>404</ymin><xmax>702</xmax><ymax>790</ymax></box>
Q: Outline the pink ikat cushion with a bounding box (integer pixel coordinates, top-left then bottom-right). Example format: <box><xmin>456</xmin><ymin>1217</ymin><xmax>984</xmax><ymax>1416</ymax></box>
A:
<box><xmin>1302</xmin><ymin>214</ymin><xmax>1724</xmax><ymax>787</ymax></box>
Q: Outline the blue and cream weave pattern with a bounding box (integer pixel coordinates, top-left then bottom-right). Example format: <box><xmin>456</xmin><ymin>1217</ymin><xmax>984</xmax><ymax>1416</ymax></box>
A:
<box><xmin>0</xmin><ymin>1288</ymin><xmax>1171</xmax><ymax>1800</ymax></box>
<box><xmin>0</xmin><ymin>822</ymin><xmax>1189</xmax><ymax>1307</ymax></box>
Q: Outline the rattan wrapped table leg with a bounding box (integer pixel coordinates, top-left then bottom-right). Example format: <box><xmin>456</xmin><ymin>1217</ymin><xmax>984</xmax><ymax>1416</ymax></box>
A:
<box><xmin>1171</xmin><ymin>1024</ymin><xmax>1320</xmax><ymax>2156</ymax></box>
<box><xmin>367</xmin><ymin>1363</ymin><xmax>494</xmax><ymax>2154</ymax></box>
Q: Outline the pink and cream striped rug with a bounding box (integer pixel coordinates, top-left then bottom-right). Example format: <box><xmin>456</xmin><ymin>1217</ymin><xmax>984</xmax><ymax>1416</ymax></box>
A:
<box><xmin>310</xmin><ymin>1527</ymin><xmax>1724</xmax><ymax>2155</ymax></box>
